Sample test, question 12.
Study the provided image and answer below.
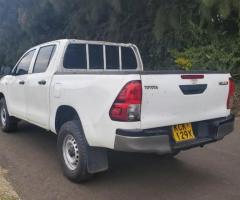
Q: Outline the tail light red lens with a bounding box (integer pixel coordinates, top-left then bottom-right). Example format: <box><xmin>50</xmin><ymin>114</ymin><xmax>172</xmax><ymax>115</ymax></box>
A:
<box><xmin>227</xmin><ymin>78</ymin><xmax>235</xmax><ymax>110</ymax></box>
<box><xmin>110</xmin><ymin>80</ymin><xmax>142</xmax><ymax>121</ymax></box>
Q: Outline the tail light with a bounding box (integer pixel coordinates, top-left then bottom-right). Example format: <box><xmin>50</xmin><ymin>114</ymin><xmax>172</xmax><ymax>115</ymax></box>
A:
<box><xmin>227</xmin><ymin>78</ymin><xmax>235</xmax><ymax>110</ymax></box>
<box><xmin>109</xmin><ymin>80</ymin><xmax>142</xmax><ymax>121</ymax></box>
<box><xmin>181</xmin><ymin>74</ymin><xmax>204</xmax><ymax>79</ymax></box>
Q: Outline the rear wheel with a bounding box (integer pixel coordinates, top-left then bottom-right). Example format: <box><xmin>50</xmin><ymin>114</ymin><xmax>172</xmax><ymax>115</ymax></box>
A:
<box><xmin>57</xmin><ymin>120</ymin><xmax>92</xmax><ymax>182</ymax></box>
<box><xmin>0</xmin><ymin>98</ymin><xmax>18</xmax><ymax>132</ymax></box>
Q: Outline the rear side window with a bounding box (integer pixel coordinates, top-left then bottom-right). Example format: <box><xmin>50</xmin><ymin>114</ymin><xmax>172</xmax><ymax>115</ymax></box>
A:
<box><xmin>106</xmin><ymin>46</ymin><xmax>119</xmax><ymax>70</ymax></box>
<box><xmin>63</xmin><ymin>43</ymin><xmax>138</xmax><ymax>70</ymax></box>
<box><xmin>33</xmin><ymin>45</ymin><xmax>56</xmax><ymax>73</ymax></box>
<box><xmin>89</xmin><ymin>44</ymin><xmax>104</xmax><ymax>69</ymax></box>
<box><xmin>121</xmin><ymin>47</ymin><xmax>137</xmax><ymax>69</ymax></box>
<box><xmin>15</xmin><ymin>50</ymin><xmax>35</xmax><ymax>75</ymax></box>
<box><xmin>64</xmin><ymin>44</ymin><xmax>87</xmax><ymax>69</ymax></box>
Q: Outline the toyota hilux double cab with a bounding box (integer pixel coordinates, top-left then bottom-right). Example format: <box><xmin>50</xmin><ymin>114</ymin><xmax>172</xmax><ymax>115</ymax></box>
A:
<box><xmin>0</xmin><ymin>39</ymin><xmax>235</xmax><ymax>182</ymax></box>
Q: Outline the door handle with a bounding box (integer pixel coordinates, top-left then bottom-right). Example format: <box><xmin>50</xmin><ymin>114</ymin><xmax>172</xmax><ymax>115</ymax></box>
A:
<box><xmin>38</xmin><ymin>80</ymin><xmax>46</xmax><ymax>85</ymax></box>
<box><xmin>19</xmin><ymin>80</ymin><xmax>25</xmax><ymax>85</ymax></box>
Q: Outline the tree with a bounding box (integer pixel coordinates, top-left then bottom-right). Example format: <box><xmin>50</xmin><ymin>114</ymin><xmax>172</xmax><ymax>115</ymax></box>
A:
<box><xmin>0</xmin><ymin>0</ymin><xmax>239</xmax><ymax>77</ymax></box>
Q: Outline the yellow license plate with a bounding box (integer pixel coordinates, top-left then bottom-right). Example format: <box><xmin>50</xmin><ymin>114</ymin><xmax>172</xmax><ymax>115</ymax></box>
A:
<box><xmin>172</xmin><ymin>123</ymin><xmax>195</xmax><ymax>142</ymax></box>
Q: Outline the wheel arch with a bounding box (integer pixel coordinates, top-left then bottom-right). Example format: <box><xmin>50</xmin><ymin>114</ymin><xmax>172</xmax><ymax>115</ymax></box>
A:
<box><xmin>55</xmin><ymin>105</ymin><xmax>82</xmax><ymax>134</ymax></box>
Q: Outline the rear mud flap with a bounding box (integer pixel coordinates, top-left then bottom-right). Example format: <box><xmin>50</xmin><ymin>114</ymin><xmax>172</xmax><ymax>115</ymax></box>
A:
<box><xmin>87</xmin><ymin>147</ymin><xmax>109</xmax><ymax>174</ymax></box>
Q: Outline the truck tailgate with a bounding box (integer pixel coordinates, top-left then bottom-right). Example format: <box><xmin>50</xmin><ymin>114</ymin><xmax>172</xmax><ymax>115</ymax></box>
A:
<box><xmin>140</xmin><ymin>73</ymin><xmax>231</xmax><ymax>129</ymax></box>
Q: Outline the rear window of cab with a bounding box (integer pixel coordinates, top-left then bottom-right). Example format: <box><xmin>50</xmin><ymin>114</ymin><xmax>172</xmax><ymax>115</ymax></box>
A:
<box><xmin>63</xmin><ymin>43</ymin><xmax>138</xmax><ymax>70</ymax></box>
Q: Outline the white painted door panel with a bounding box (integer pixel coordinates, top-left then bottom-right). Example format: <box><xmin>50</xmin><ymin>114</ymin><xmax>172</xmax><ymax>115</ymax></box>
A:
<box><xmin>26</xmin><ymin>73</ymin><xmax>51</xmax><ymax>128</ymax></box>
<box><xmin>7</xmin><ymin>75</ymin><xmax>27</xmax><ymax>118</ymax></box>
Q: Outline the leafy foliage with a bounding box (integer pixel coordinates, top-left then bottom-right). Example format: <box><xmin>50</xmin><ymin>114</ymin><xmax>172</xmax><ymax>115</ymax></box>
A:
<box><xmin>175</xmin><ymin>57</ymin><xmax>192</xmax><ymax>71</ymax></box>
<box><xmin>0</xmin><ymin>0</ymin><xmax>239</xmax><ymax>79</ymax></box>
<box><xmin>172</xmin><ymin>38</ymin><xmax>240</xmax><ymax>76</ymax></box>
<box><xmin>232</xmin><ymin>81</ymin><xmax>240</xmax><ymax>115</ymax></box>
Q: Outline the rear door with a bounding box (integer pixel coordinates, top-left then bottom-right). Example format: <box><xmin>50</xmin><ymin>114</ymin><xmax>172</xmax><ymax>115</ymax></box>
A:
<box><xmin>140</xmin><ymin>73</ymin><xmax>231</xmax><ymax>129</ymax></box>
<box><xmin>25</xmin><ymin>44</ymin><xmax>56</xmax><ymax>129</ymax></box>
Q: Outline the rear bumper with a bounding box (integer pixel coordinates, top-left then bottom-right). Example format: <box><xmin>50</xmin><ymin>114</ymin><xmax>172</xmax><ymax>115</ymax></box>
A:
<box><xmin>114</xmin><ymin>115</ymin><xmax>235</xmax><ymax>154</ymax></box>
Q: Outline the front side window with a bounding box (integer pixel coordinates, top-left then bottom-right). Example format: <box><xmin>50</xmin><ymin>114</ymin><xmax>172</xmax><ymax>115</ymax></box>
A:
<box><xmin>121</xmin><ymin>47</ymin><xmax>138</xmax><ymax>70</ymax></box>
<box><xmin>33</xmin><ymin>45</ymin><xmax>56</xmax><ymax>73</ymax></box>
<box><xmin>64</xmin><ymin>44</ymin><xmax>87</xmax><ymax>69</ymax></box>
<box><xmin>14</xmin><ymin>50</ymin><xmax>35</xmax><ymax>75</ymax></box>
<box><xmin>89</xmin><ymin>44</ymin><xmax>104</xmax><ymax>69</ymax></box>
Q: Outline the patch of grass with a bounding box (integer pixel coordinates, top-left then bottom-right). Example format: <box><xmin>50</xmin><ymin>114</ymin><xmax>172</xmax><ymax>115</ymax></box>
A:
<box><xmin>0</xmin><ymin>168</ymin><xmax>20</xmax><ymax>200</ymax></box>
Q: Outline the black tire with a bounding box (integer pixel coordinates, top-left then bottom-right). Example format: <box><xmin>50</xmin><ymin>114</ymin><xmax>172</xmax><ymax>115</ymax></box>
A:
<box><xmin>57</xmin><ymin>120</ymin><xmax>92</xmax><ymax>182</ymax></box>
<box><xmin>0</xmin><ymin>98</ymin><xmax>18</xmax><ymax>132</ymax></box>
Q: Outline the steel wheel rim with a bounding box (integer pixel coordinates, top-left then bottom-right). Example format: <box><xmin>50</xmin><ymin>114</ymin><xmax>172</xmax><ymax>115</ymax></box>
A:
<box><xmin>1</xmin><ymin>106</ymin><xmax>6</xmax><ymax>127</ymax></box>
<box><xmin>62</xmin><ymin>134</ymin><xmax>80</xmax><ymax>171</ymax></box>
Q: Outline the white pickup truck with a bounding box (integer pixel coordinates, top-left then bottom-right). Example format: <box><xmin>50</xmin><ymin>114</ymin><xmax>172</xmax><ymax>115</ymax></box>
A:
<box><xmin>0</xmin><ymin>39</ymin><xmax>235</xmax><ymax>182</ymax></box>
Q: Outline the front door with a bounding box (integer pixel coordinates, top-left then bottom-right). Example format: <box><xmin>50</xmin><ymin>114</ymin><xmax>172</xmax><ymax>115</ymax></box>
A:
<box><xmin>7</xmin><ymin>50</ymin><xmax>36</xmax><ymax>119</ymax></box>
